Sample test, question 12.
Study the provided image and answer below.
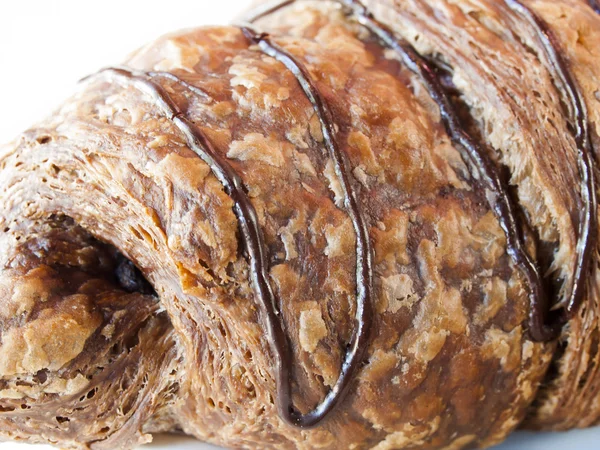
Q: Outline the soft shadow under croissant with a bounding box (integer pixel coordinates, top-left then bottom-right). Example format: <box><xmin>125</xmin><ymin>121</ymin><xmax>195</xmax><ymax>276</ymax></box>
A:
<box><xmin>1</xmin><ymin>0</ymin><xmax>600</xmax><ymax>448</ymax></box>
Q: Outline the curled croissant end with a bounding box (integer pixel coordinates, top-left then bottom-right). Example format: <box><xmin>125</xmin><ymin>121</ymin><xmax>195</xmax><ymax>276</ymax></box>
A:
<box><xmin>1</xmin><ymin>0</ymin><xmax>599</xmax><ymax>449</ymax></box>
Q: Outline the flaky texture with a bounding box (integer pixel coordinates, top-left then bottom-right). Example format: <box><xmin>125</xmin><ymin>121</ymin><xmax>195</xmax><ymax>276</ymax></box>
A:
<box><xmin>0</xmin><ymin>0</ymin><xmax>599</xmax><ymax>449</ymax></box>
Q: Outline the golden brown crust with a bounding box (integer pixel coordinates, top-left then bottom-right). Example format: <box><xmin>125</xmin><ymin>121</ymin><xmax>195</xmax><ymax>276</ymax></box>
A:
<box><xmin>358</xmin><ymin>0</ymin><xmax>600</xmax><ymax>433</ymax></box>
<box><xmin>0</xmin><ymin>0</ymin><xmax>599</xmax><ymax>449</ymax></box>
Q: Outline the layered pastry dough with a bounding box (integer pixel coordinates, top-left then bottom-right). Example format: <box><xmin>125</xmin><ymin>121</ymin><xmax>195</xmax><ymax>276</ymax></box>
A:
<box><xmin>0</xmin><ymin>0</ymin><xmax>599</xmax><ymax>448</ymax></box>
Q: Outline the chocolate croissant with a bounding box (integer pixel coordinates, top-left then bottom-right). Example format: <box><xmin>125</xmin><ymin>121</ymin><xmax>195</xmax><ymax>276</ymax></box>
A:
<box><xmin>1</xmin><ymin>0</ymin><xmax>599</xmax><ymax>448</ymax></box>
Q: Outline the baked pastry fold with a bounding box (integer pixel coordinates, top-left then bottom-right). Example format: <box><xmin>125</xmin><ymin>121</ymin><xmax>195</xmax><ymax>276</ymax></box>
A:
<box><xmin>1</xmin><ymin>0</ymin><xmax>599</xmax><ymax>448</ymax></box>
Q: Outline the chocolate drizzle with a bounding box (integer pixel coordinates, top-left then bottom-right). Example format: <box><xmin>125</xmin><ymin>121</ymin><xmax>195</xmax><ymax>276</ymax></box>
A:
<box><xmin>83</xmin><ymin>0</ymin><xmax>599</xmax><ymax>429</ymax></box>
<box><xmin>246</xmin><ymin>0</ymin><xmax>598</xmax><ymax>340</ymax></box>
<box><xmin>589</xmin><ymin>0</ymin><xmax>600</xmax><ymax>14</ymax></box>
<box><xmin>240</xmin><ymin>26</ymin><xmax>374</xmax><ymax>427</ymax></box>
<box><xmin>348</xmin><ymin>0</ymin><xmax>598</xmax><ymax>336</ymax></box>
<box><xmin>332</xmin><ymin>1</ymin><xmax>557</xmax><ymax>341</ymax></box>
<box><xmin>86</xmin><ymin>63</ymin><xmax>374</xmax><ymax>427</ymax></box>
<box><xmin>86</xmin><ymin>66</ymin><xmax>292</xmax><ymax>425</ymax></box>
<box><xmin>147</xmin><ymin>71</ymin><xmax>212</xmax><ymax>101</ymax></box>
<box><xmin>504</xmin><ymin>0</ymin><xmax>597</xmax><ymax>320</ymax></box>
<box><xmin>346</xmin><ymin>3</ymin><xmax>566</xmax><ymax>340</ymax></box>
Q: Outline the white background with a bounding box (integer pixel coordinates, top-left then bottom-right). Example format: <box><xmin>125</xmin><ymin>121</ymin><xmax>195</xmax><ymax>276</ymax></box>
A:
<box><xmin>0</xmin><ymin>1</ymin><xmax>599</xmax><ymax>449</ymax></box>
<box><xmin>0</xmin><ymin>0</ymin><xmax>250</xmax><ymax>143</ymax></box>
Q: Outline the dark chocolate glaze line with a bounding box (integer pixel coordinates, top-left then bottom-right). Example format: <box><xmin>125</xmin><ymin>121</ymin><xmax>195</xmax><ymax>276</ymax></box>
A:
<box><xmin>240</xmin><ymin>26</ymin><xmax>375</xmax><ymax>427</ymax></box>
<box><xmin>147</xmin><ymin>71</ymin><xmax>212</xmax><ymax>102</ymax></box>
<box><xmin>82</xmin><ymin>0</ymin><xmax>597</xmax><ymax>429</ymax></box>
<box><xmin>84</xmin><ymin>67</ymin><xmax>293</xmax><ymax>426</ymax></box>
<box><xmin>504</xmin><ymin>0</ymin><xmax>597</xmax><ymax>318</ymax></box>
<box><xmin>87</xmin><ymin>61</ymin><xmax>374</xmax><ymax>427</ymax></box>
<box><xmin>589</xmin><ymin>0</ymin><xmax>600</xmax><ymax>14</ymax></box>
<box><xmin>338</xmin><ymin>0</ymin><xmax>559</xmax><ymax>341</ymax></box>
<box><xmin>244</xmin><ymin>0</ymin><xmax>596</xmax><ymax>340</ymax></box>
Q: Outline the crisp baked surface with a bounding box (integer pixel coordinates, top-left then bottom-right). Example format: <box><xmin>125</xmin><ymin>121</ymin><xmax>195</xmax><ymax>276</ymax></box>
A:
<box><xmin>0</xmin><ymin>0</ymin><xmax>598</xmax><ymax>449</ymax></box>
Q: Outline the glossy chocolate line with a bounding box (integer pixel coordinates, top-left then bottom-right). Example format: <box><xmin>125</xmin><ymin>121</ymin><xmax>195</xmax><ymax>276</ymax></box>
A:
<box><xmin>504</xmin><ymin>0</ymin><xmax>597</xmax><ymax>319</ymax></box>
<box><xmin>83</xmin><ymin>66</ymin><xmax>294</xmax><ymax>426</ymax></box>
<box><xmin>147</xmin><ymin>71</ymin><xmax>212</xmax><ymax>102</ymax></box>
<box><xmin>241</xmin><ymin>26</ymin><xmax>374</xmax><ymax>427</ymax></box>
<box><xmin>340</xmin><ymin>0</ymin><xmax>560</xmax><ymax>340</ymax></box>
<box><xmin>589</xmin><ymin>0</ymin><xmax>600</xmax><ymax>14</ymax></box>
<box><xmin>244</xmin><ymin>0</ymin><xmax>595</xmax><ymax>340</ymax></box>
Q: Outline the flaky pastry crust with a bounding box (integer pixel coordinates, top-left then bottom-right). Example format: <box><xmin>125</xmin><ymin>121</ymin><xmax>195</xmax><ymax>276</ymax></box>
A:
<box><xmin>1</xmin><ymin>0</ymin><xmax>599</xmax><ymax>449</ymax></box>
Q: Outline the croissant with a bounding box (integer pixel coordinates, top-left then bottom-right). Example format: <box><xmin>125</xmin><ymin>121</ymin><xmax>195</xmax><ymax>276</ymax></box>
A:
<box><xmin>1</xmin><ymin>0</ymin><xmax>600</xmax><ymax>448</ymax></box>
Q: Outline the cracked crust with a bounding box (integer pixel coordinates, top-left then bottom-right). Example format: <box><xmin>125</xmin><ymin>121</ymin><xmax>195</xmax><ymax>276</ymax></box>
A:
<box><xmin>0</xmin><ymin>0</ymin><xmax>599</xmax><ymax>449</ymax></box>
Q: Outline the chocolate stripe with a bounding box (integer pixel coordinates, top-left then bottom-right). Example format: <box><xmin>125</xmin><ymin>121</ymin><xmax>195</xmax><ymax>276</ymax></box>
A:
<box><xmin>504</xmin><ymin>0</ymin><xmax>597</xmax><ymax>319</ymax></box>
<box><xmin>244</xmin><ymin>0</ymin><xmax>597</xmax><ymax>340</ymax></box>
<box><xmin>339</xmin><ymin>1</ymin><xmax>560</xmax><ymax>339</ymax></box>
<box><xmin>589</xmin><ymin>0</ymin><xmax>600</xmax><ymax>14</ymax></box>
<box><xmin>83</xmin><ymin>66</ymin><xmax>294</xmax><ymax>425</ymax></box>
<box><xmin>82</xmin><ymin>0</ymin><xmax>598</xmax><ymax>430</ymax></box>
<box><xmin>147</xmin><ymin>71</ymin><xmax>212</xmax><ymax>102</ymax></box>
<box><xmin>87</xmin><ymin>60</ymin><xmax>374</xmax><ymax>427</ymax></box>
<box><xmin>241</xmin><ymin>26</ymin><xmax>374</xmax><ymax>427</ymax></box>
<box><xmin>243</xmin><ymin>0</ymin><xmax>558</xmax><ymax>340</ymax></box>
